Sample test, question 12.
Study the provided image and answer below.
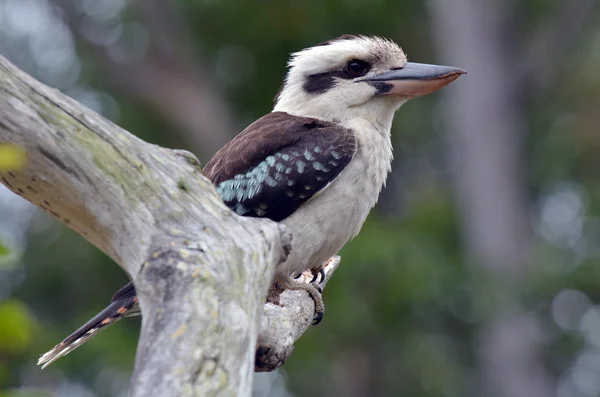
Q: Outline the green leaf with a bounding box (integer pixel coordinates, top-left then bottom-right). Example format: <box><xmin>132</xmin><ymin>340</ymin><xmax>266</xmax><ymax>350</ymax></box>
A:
<box><xmin>0</xmin><ymin>239</ymin><xmax>20</xmax><ymax>269</ymax></box>
<box><xmin>0</xmin><ymin>241</ymin><xmax>9</xmax><ymax>257</ymax></box>
<box><xmin>0</xmin><ymin>300</ymin><xmax>38</xmax><ymax>353</ymax></box>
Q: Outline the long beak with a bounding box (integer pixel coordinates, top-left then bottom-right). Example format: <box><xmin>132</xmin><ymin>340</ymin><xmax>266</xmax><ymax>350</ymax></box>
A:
<box><xmin>364</xmin><ymin>62</ymin><xmax>466</xmax><ymax>97</ymax></box>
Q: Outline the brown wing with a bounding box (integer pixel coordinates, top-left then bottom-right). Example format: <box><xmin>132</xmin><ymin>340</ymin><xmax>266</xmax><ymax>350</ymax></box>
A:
<box><xmin>204</xmin><ymin>112</ymin><xmax>357</xmax><ymax>222</ymax></box>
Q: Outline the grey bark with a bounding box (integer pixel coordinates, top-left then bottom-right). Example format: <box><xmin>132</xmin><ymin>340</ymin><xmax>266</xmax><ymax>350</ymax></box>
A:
<box><xmin>427</xmin><ymin>1</ymin><xmax>553</xmax><ymax>397</ymax></box>
<box><xmin>0</xmin><ymin>55</ymin><xmax>336</xmax><ymax>396</ymax></box>
<box><xmin>256</xmin><ymin>256</ymin><xmax>339</xmax><ymax>372</ymax></box>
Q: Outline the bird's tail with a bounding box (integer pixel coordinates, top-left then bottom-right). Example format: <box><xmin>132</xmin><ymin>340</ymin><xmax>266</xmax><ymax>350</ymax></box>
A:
<box><xmin>37</xmin><ymin>282</ymin><xmax>139</xmax><ymax>369</ymax></box>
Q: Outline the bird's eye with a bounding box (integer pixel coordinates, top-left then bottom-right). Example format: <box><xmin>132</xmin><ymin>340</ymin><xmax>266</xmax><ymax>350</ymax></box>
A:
<box><xmin>343</xmin><ymin>60</ymin><xmax>370</xmax><ymax>77</ymax></box>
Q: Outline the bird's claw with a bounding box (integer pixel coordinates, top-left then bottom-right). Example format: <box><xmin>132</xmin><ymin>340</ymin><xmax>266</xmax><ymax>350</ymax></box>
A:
<box><xmin>309</xmin><ymin>267</ymin><xmax>326</xmax><ymax>284</ymax></box>
<box><xmin>276</xmin><ymin>272</ymin><xmax>325</xmax><ymax>326</ymax></box>
<box><xmin>310</xmin><ymin>271</ymin><xmax>319</xmax><ymax>283</ymax></box>
<box><xmin>312</xmin><ymin>311</ymin><xmax>324</xmax><ymax>325</ymax></box>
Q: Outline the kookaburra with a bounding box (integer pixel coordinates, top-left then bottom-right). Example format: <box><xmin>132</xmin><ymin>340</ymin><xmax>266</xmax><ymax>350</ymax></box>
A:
<box><xmin>38</xmin><ymin>34</ymin><xmax>465</xmax><ymax>368</ymax></box>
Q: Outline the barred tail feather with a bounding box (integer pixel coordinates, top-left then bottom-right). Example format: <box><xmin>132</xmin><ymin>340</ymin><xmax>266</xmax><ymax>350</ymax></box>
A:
<box><xmin>38</xmin><ymin>282</ymin><xmax>139</xmax><ymax>369</ymax></box>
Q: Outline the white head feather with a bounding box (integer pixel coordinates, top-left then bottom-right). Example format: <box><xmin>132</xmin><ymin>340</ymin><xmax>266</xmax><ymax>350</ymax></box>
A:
<box><xmin>274</xmin><ymin>35</ymin><xmax>408</xmax><ymax>133</ymax></box>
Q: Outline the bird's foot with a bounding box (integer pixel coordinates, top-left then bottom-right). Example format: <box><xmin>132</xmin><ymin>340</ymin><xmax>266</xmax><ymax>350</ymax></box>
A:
<box><xmin>276</xmin><ymin>275</ymin><xmax>324</xmax><ymax>325</ymax></box>
<box><xmin>309</xmin><ymin>265</ymin><xmax>326</xmax><ymax>285</ymax></box>
<box><xmin>293</xmin><ymin>262</ymin><xmax>327</xmax><ymax>285</ymax></box>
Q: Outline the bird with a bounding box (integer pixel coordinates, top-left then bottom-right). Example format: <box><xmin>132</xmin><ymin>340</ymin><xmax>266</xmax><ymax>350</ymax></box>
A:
<box><xmin>37</xmin><ymin>34</ymin><xmax>465</xmax><ymax>368</ymax></box>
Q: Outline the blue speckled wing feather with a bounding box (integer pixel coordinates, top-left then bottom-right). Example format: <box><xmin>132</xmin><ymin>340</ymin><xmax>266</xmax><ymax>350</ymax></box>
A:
<box><xmin>203</xmin><ymin>112</ymin><xmax>356</xmax><ymax>222</ymax></box>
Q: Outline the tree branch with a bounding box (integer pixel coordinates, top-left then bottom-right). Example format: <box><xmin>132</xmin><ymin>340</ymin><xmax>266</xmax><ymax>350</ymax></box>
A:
<box><xmin>256</xmin><ymin>255</ymin><xmax>340</xmax><ymax>372</ymax></box>
<box><xmin>0</xmin><ymin>55</ymin><xmax>336</xmax><ymax>395</ymax></box>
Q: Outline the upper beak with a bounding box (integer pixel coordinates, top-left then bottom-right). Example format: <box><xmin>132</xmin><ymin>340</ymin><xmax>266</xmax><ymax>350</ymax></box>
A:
<box><xmin>363</xmin><ymin>62</ymin><xmax>466</xmax><ymax>97</ymax></box>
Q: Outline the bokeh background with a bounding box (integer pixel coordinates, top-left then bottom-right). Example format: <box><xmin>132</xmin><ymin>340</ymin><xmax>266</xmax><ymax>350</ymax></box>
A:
<box><xmin>1</xmin><ymin>0</ymin><xmax>600</xmax><ymax>396</ymax></box>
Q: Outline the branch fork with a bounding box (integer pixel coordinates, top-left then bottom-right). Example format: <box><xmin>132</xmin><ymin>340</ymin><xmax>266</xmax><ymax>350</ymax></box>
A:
<box><xmin>0</xmin><ymin>55</ymin><xmax>339</xmax><ymax>397</ymax></box>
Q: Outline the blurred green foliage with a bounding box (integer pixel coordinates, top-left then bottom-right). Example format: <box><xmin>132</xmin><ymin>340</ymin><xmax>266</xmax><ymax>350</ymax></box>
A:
<box><xmin>0</xmin><ymin>300</ymin><xmax>36</xmax><ymax>353</ymax></box>
<box><xmin>0</xmin><ymin>243</ymin><xmax>9</xmax><ymax>258</ymax></box>
<box><xmin>0</xmin><ymin>392</ymin><xmax>49</xmax><ymax>397</ymax></box>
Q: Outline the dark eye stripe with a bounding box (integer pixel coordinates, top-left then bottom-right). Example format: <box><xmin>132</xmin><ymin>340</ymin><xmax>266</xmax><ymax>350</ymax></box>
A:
<box><xmin>303</xmin><ymin>72</ymin><xmax>339</xmax><ymax>94</ymax></box>
<box><xmin>303</xmin><ymin>60</ymin><xmax>371</xmax><ymax>94</ymax></box>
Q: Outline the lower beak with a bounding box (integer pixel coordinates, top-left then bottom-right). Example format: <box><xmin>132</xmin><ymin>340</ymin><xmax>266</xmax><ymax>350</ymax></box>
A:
<box><xmin>364</xmin><ymin>62</ymin><xmax>466</xmax><ymax>97</ymax></box>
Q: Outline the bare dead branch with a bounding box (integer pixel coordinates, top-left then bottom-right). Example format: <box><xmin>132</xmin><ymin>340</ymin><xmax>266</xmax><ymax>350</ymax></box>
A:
<box><xmin>256</xmin><ymin>255</ymin><xmax>340</xmax><ymax>372</ymax></box>
<box><xmin>0</xmin><ymin>55</ymin><xmax>334</xmax><ymax>396</ymax></box>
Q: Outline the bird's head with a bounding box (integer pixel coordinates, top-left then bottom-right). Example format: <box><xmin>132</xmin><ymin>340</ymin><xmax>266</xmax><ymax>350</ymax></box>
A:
<box><xmin>274</xmin><ymin>35</ymin><xmax>465</xmax><ymax>131</ymax></box>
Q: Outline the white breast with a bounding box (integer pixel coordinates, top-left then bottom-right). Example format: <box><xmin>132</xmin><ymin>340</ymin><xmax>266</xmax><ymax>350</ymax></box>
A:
<box><xmin>277</xmin><ymin>120</ymin><xmax>393</xmax><ymax>277</ymax></box>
